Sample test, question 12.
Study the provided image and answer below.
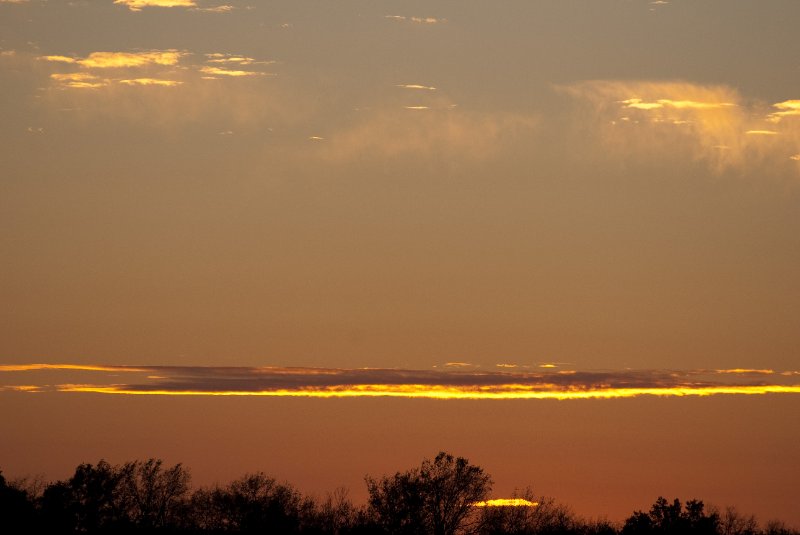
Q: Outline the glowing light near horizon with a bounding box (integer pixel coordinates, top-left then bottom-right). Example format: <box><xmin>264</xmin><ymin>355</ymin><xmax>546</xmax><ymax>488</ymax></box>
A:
<box><xmin>473</xmin><ymin>498</ymin><xmax>539</xmax><ymax>507</ymax></box>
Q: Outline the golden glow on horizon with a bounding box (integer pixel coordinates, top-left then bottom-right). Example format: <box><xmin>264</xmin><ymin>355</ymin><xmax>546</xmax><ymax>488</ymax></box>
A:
<box><xmin>54</xmin><ymin>383</ymin><xmax>800</xmax><ymax>400</ymax></box>
<box><xmin>473</xmin><ymin>499</ymin><xmax>539</xmax><ymax>507</ymax></box>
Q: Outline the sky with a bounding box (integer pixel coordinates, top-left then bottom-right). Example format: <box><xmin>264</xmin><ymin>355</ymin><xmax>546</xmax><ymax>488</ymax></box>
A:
<box><xmin>1</xmin><ymin>0</ymin><xmax>800</xmax><ymax>527</ymax></box>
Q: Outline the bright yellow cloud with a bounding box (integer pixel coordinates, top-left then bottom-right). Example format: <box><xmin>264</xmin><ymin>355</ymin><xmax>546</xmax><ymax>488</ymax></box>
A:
<box><xmin>53</xmin><ymin>383</ymin><xmax>800</xmax><ymax>399</ymax></box>
<box><xmin>768</xmin><ymin>100</ymin><xmax>800</xmax><ymax>123</ymax></box>
<box><xmin>78</xmin><ymin>50</ymin><xmax>184</xmax><ymax>68</ymax></box>
<box><xmin>473</xmin><ymin>499</ymin><xmax>539</xmax><ymax>507</ymax></box>
<box><xmin>39</xmin><ymin>55</ymin><xmax>77</xmax><ymax>63</ymax></box>
<box><xmin>50</xmin><ymin>72</ymin><xmax>108</xmax><ymax>89</ymax></box>
<box><xmin>118</xmin><ymin>78</ymin><xmax>182</xmax><ymax>86</ymax></box>
<box><xmin>114</xmin><ymin>0</ymin><xmax>196</xmax><ymax>11</ymax></box>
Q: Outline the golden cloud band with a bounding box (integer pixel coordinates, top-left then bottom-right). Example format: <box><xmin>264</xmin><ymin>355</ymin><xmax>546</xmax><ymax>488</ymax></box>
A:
<box><xmin>3</xmin><ymin>363</ymin><xmax>800</xmax><ymax>400</ymax></box>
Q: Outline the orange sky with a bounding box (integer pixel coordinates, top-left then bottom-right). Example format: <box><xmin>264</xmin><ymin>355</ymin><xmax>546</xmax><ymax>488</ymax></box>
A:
<box><xmin>2</xmin><ymin>0</ymin><xmax>800</xmax><ymax>527</ymax></box>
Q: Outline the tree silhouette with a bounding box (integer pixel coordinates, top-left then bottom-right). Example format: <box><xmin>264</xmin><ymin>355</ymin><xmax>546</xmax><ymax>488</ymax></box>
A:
<box><xmin>0</xmin><ymin>470</ymin><xmax>36</xmax><ymax>534</ymax></box>
<box><xmin>476</xmin><ymin>488</ymin><xmax>577</xmax><ymax>535</ymax></box>
<box><xmin>189</xmin><ymin>472</ymin><xmax>306</xmax><ymax>533</ymax></box>
<box><xmin>5</xmin><ymin>456</ymin><xmax>800</xmax><ymax>534</ymax></box>
<box><xmin>622</xmin><ymin>497</ymin><xmax>719</xmax><ymax>535</ymax></box>
<box><xmin>37</xmin><ymin>459</ymin><xmax>189</xmax><ymax>533</ymax></box>
<box><xmin>366</xmin><ymin>452</ymin><xmax>492</xmax><ymax>535</ymax></box>
<box><xmin>121</xmin><ymin>459</ymin><xmax>190</xmax><ymax>530</ymax></box>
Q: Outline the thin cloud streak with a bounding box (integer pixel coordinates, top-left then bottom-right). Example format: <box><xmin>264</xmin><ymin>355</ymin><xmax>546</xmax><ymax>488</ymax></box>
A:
<box><xmin>3</xmin><ymin>364</ymin><xmax>800</xmax><ymax>400</ymax></box>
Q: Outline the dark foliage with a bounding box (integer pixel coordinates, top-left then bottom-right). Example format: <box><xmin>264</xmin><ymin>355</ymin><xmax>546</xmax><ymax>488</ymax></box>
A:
<box><xmin>366</xmin><ymin>452</ymin><xmax>492</xmax><ymax>535</ymax></box>
<box><xmin>1</xmin><ymin>458</ymin><xmax>798</xmax><ymax>535</ymax></box>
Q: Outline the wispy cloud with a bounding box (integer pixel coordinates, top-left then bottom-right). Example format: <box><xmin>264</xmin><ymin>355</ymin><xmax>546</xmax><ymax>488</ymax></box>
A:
<box><xmin>385</xmin><ymin>15</ymin><xmax>446</xmax><ymax>24</ymax></box>
<box><xmin>114</xmin><ymin>0</ymin><xmax>196</xmax><ymax>11</ymax></box>
<box><xmin>205</xmin><ymin>53</ymin><xmax>273</xmax><ymax>66</ymax></box>
<box><xmin>397</xmin><ymin>84</ymin><xmax>437</xmax><ymax>91</ymax></box>
<box><xmin>193</xmin><ymin>4</ymin><xmax>233</xmax><ymax>12</ymax></box>
<box><xmin>118</xmin><ymin>77</ymin><xmax>182</xmax><ymax>86</ymax></box>
<box><xmin>317</xmin><ymin>107</ymin><xmax>536</xmax><ymax>163</ymax></box>
<box><xmin>114</xmin><ymin>0</ymin><xmax>237</xmax><ymax>12</ymax></box>
<box><xmin>199</xmin><ymin>65</ymin><xmax>268</xmax><ymax>77</ymax></box>
<box><xmin>2</xmin><ymin>364</ymin><xmax>800</xmax><ymax>400</ymax></box>
<box><xmin>50</xmin><ymin>72</ymin><xmax>108</xmax><ymax>89</ymax></box>
<box><xmin>562</xmin><ymin>80</ymin><xmax>800</xmax><ymax>172</ymax></box>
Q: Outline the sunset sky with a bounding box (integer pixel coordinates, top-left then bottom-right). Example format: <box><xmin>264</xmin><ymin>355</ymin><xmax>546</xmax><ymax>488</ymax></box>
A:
<box><xmin>2</xmin><ymin>0</ymin><xmax>799</xmax><ymax>527</ymax></box>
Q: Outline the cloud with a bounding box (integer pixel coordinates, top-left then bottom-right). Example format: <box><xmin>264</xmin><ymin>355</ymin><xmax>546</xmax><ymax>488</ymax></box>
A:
<box><xmin>114</xmin><ymin>0</ymin><xmax>236</xmax><ymax>12</ymax></box>
<box><xmin>2</xmin><ymin>364</ymin><xmax>800</xmax><ymax>400</ymax></box>
<box><xmin>193</xmin><ymin>4</ymin><xmax>234</xmax><ymax>12</ymax></box>
<box><xmin>50</xmin><ymin>72</ymin><xmax>108</xmax><ymax>89</ymax></box>
<box><xmin>199</xmin><ymin>65</ymin><xmax>268</xmax><ymax>77</ymax></box>
<box><xmin>397</xmin><ymin>84</ymin><xmax>437</xmax><ymax>91</ymax></box>
<box><xmin>473</xmin><ymin>499</ymin><xmax>539</xmax><ymax>507</ymax></box>
<box><xmin>562</xmin><ymin>80</ymin><xmax>800</xmax><ymax>173</ymax></box>
<box><xmin>114</xmin><ymin>0</ymin><xmax>196</xmax><ymax>11</ymax></box>
<box><xmin>385</xmin><ymin>15</ymin><xmax>446</xmax><ymax>24</ymax></box>
<box><xmin>118</xmin><ymin>77</ymin><xmax>182</xmax><ymax>86</ymax></box>
<box><xmin>317</xmin><ymin>106</ymin><xmax>536</xmax><ymax>163</ymax></box>
<box><xmin>40</xmin><ymin>55</ymin><xmax>77</xmax><ymax>63</ymax></box>
<box><xmin>79</xmin><ymin>50</ymin><xmax>184</xmax><ymax>68</ymax></box>
<box><xmin>768</xmin><ymin>100</ymin><xmax>800</xmax><ymax>123</ymax></box>
<box><xmin>205</xmin><ymin>53</ymin><xmax>273</xmax><ymax>66</ymax></box>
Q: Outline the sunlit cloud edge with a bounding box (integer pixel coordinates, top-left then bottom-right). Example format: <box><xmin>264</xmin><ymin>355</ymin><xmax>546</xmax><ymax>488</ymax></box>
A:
<box><xmin>2</xmin><ymin>364</ymin><xmax>800</xmax><ymax>400</ymax></box>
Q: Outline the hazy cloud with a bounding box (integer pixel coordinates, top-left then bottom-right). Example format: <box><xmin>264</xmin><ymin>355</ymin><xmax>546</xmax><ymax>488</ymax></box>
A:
<box><xmin>317</xmin><ymin>106</ymin><xmax>536</xmax><ymax>163</ymax></box>
<box><xmin>563</xmin><ymin>80</ymin><xmax>800</xmax><ymax>173</ymax></box>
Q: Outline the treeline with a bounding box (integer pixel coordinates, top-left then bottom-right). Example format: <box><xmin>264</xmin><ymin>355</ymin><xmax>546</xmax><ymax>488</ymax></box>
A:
<box><xmin>1</xmin><ymin>452</ymin><xmax>796</xmax><ymax>535</ymax></box>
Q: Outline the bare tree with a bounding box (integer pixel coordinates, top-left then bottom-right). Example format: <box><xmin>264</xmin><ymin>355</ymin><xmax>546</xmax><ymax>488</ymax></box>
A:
<box><xmin>367</xmin><ymin>452</ymin><xmax>492</xmax><ymax>535</ymax></box>
<box><xmin>120</xmin><ymin>459</ymin><xmax>191</xmax><ymax>530</ymax></box>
